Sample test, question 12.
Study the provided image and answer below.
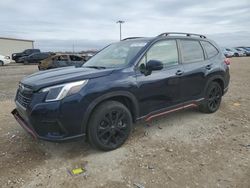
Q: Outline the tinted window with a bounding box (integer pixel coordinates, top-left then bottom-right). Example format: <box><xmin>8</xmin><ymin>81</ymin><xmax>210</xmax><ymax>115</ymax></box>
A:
<box><xmin>140</xmin><ymin>40</ymin><xmax>178</xmax><ymax>67</ymax></box>
<box><xmin>41</xmin><ymin>53</ymin><xmax>49</xmax><ymax>58</ymax></box>
<box><xmin>35</xmin><ymin>53</ymin><xmax>49</xmax><ymax>59</ymax></box>
<box><xmin>24</xmin><ymin>49</ymin><xmax>31</xmax><ymax>54</ymax></box>
<box><xmin>201</xmin><ymin>41</ymin><xmax>218</xmax><ymax>58</ymax></box>
<box><xmin>33</xmin><ymin>49</ymin><xmax>40</xmax><ymax>53</ymax></box>
<box><xmin>179</xmin><ymin>40</ymin><xmax>204</xmax><ymax>63</ymax></box>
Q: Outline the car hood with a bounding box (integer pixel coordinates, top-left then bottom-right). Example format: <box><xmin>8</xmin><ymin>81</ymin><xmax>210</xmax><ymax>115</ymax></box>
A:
<box><xmin>21</xmin><ymin>66</ymin><xmax>115</xmax><ymax>91</ymax></box>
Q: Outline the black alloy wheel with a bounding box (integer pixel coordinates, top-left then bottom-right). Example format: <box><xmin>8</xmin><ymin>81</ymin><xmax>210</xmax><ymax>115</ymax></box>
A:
<box><xmin>207</xmin><ymin>84</ymin><xmax>222</xmax><ymax>112</ymax></box>
<box><xmin>199</xmin><ymin>82</ymin><xmax>222</xmax><ymax>113</ymax></box>
<box><xmin>88</xmin><ymin>101</ymin><xmax>132</xmax><ymax>151</ymax></box>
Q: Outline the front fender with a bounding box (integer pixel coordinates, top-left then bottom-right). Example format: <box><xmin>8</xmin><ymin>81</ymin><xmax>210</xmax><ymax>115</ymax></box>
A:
<box><xmin>81</xmin><ymin>91</ymin><xmax>139</xmax><ymax>133</ymax></box>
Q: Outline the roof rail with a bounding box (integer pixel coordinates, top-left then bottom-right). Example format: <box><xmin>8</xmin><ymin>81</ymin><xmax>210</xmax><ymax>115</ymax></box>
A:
<box><xmin>158</xmin><ymin>32</ymin><xmax>206</xmax><ymax>39</ymax></box>
<box><xmin>122</xmin><ymin>37</ymin><xmax>143</xmax><ymax>41</ymax></box>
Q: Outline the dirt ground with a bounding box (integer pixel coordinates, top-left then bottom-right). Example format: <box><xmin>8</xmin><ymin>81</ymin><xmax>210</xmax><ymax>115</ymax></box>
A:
<box><xmin>0</xmin><ymin>58</ymin><xmax>249</xmax><ymax>188</ymax></box>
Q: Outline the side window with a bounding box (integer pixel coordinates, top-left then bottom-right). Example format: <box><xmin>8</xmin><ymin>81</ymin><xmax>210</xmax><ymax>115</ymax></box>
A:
<box><xmin>70</xmin><ymin>55</ymin><xmax>82</xmax><ymax>61</ymax></box>
<box><xmin>179</xmin><ymin>40</ymin><xmax>204</xmax><ymax>63</ymax></box>
<box><xmin>201</xmin><ymin>41</ymin><xmax>219</xmax><ymax>58</ymax></box>
<box><xmin>56</xmin><ymin>55</ymin><xmax>68</xmax><ymax>61</ymax></box>
<box><xmin>41</xmin><ymin>53</ymin><xmax>48</xmax><ymax>59</ymax></box>
<box><xmin>139</xmin><ymin>40</ymin><xmax>178</xmax><ymax>67</ymax></box>
<box><xmin>24</xmin><ymin>50</ymin><xmax>30</xmax><ymax>54</ymax></box>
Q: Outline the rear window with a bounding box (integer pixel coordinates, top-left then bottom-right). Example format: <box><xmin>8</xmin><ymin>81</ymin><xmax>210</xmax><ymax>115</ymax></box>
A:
<box><xmin>179</xmin><ymin>40</ymin><xmax>204</xmax><ymax>63</ymax></box>
<box><xmin>201</xmin><ymin>41</ymin><xmax>219</xmax><ymax>58</ymax></box>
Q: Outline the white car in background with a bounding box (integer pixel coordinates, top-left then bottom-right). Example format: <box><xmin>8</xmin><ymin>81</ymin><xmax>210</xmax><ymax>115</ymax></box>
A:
<box><xmin>233</xmin><ymin>48</ymin><xmax>246</xmax><ymax>57</ymax></box>
<box><xmin>0</xmin><ymin>55</ymin><xmax>11</xmax><ymax>66</ymax></box>
<box><xmin>222</xmin><ymin>48</ymin><xmax>234</xmax><ymax>58</ymax></box>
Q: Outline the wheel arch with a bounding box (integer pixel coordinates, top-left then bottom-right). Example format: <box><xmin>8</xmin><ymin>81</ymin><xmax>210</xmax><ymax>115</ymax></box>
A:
<box><xmin>204</xmin><ymin>75</ymin><xmax>225</xmax><ymax>95</ymax></box>
<box><xmin>81</xmin><ymin>91</ymin><xmax>139</xmax><ymax>133</ymax></box>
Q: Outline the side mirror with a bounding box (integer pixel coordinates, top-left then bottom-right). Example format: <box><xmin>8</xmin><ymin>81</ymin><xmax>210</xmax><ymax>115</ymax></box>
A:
<box><xmin>139</xmin><ymin>60</ymin><xmax>163</xmax><ymax>76</ymax></box>
<box><xmin>146</xmin><ymin>60</ymin><xmax>163</xmax><ymax>71</ymax></box>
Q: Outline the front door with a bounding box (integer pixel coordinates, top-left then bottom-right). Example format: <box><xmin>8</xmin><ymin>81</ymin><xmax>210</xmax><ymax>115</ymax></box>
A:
<box><xmin>135</xmin><ymin>39</ymin><xmax>184</xmax><ymax>117</ymax></box>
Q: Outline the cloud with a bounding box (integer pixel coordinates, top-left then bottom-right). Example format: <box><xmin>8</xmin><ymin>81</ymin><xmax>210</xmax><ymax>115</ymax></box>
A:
<box><xmin>0</xmin><ymin>0</ymin><xmax>249</xmax><ymax>51</ymax></box>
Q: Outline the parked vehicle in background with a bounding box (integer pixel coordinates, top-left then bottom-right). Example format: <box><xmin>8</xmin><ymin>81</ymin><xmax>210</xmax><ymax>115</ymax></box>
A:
<box><xmin>80</xmin><ymin>54</ymin><xmax>94</xmax><ymax>62</ymax></box>
<box><xmin>20</xmin><ymin>52</ymin><xmax>55</xmax><ymax>65</ymax></box>
<box><xmin>12</xmin><ymin>49</ymin><xmax>40</xmax><ymax>63</ymax></box>
<box><xmin>38</xmin><ymin>54</ymin><xmax>86</xmax><ymax>70</ymax></box>
<box><xmin>222</xmin><ymin>48</ymin><xmax>234</xmax><ymax>58</ymax></box>
<box><xmin>0</xmin><ymin>55</ymin><xmax>11</xmax><ymax>66</ymax></box>
<box><xmin>12</xmin><ymin>32</ymin><xmax>230</xmax><ymax>151</ymax></box>
<box><xmin>237</xmin><ymin>47</ymin><xmax>250</xmax><ymax>56</ymax></box>
<box><xmin>234</xmin><ymin>48</ymin><xmax>246</xmax><ymax>57</ymax></box>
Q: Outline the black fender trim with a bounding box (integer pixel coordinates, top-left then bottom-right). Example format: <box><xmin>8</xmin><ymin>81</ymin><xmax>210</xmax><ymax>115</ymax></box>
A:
<box><xmin>81</xmin><ymin>91</ymin><xmax>139</xmax><ymax>133</ymax></box>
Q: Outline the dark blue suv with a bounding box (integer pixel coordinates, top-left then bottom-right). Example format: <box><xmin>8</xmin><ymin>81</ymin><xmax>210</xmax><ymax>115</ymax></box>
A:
<box><xmin>12</xmin><ymin>32</ymin><xmax>230</xmax><ymax>150</ymax></box>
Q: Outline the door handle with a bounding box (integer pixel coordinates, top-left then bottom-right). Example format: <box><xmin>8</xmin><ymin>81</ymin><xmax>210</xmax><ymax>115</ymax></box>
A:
<box><xmin>206</xmin><ymin>64</ymin><xmax>212</xmax><ymax>70</ymax></box>
<box><xmin>176</xmin><ymin>70</ymin><xmax>184</xmax><ymax>76</ymax></box>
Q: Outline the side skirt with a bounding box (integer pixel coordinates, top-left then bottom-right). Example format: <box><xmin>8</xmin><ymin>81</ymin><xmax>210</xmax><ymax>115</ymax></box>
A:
<box><xmin>137</xmin><ymin>98</ymin><xmax>205</xmax><ymax>122</ymax></box>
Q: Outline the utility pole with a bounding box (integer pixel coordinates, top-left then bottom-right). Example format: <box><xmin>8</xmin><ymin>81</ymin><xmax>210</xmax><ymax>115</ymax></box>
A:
<box><xmin>116</xmin><ymin>20</ymin><xmax>125</xmax><ymax>41</ymax></box>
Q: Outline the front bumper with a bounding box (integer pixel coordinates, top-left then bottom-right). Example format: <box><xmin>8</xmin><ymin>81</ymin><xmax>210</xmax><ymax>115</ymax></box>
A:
<box><xmin>12</xmin><ymin>108</ymin><xmax>86</xmax><ymax>142</ymax></box>
<box><xmin>12</xmin><ymin>109</ymin><xmax>38</xmax><ymax>139</ymax></box>
<box><xmin>12</xmin><ymin>92</ymin><xmax>89</xmax><ymax>142</ymax></box>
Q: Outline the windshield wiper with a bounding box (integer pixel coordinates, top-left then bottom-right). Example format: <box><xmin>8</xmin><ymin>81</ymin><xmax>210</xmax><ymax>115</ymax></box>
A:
<box><xmin>83</xmin><ymin>66</ymin><xmax>106</xmax><ymax>69</ymax></box>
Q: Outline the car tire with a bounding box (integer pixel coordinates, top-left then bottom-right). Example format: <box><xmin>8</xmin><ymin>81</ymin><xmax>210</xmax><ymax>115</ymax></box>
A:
<box><xmin>88</xmin><ymin>100</ymin><xmax>132</xmax><ymax>151</ymax></box>
<box><xmin>0</xmin><ymin>61</ymin><xmax>3</xmax><ymax>66</ymax></box>
<box><xmin>199</xmin><ymin>82</ymin><xmax>222</xmax><ymax>113</ymax></box>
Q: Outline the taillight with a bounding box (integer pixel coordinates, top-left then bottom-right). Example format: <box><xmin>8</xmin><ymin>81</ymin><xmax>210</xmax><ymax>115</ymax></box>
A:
<box><xmin>224</xmin><ymin>58</ymin><xmax>231</xmax><ymax>66</ymax></box>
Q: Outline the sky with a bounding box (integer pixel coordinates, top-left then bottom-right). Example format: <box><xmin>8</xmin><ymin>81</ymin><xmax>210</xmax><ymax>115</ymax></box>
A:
<box><xmin>0</xmin><ymin>0</ymin><xmax>250</xmax><ymax>51</ymax></box>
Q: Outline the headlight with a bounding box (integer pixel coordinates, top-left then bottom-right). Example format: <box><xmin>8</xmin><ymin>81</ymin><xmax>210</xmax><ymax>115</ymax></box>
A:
<box><xmin>41</xmin><ymin>80</ymin><xmax>88</xmax><ymax>102</ymax></box>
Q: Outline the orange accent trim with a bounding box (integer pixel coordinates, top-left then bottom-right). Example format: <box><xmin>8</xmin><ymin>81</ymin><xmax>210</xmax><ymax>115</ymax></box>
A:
<box><xmin>12</xmin><ymin>111</ymin><xmax>37</xmax><ymax>139</ymax></box>
<box><xmin>145</xmin><ymin>103</ymin><xmax>198</xmax><ymax>122</ymax></box>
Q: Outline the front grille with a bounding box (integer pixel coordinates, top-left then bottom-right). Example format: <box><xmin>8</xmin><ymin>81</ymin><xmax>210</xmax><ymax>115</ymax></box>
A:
<box><xmin>16</xmin><ymin>84</ymin><xmax>33</xmax><ymax>108</ymax></box>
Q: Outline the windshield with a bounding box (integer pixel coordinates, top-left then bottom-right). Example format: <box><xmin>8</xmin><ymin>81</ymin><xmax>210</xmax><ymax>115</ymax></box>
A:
<box><xmin>83</xmin><ymin>41</ymin><xmax>147</xmax><ymax>68</ymax></box>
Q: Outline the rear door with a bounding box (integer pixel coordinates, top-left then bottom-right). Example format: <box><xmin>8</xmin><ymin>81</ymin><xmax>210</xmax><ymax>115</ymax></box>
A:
<box><xmin>178</xmin><ymin>39</ymin><xmax>207</xmax><ymax>102</ymax></box>
<box><xmin>135</xmin><ymin>39</ymin><xmax>184</xmax><ymax>116</ymax></box>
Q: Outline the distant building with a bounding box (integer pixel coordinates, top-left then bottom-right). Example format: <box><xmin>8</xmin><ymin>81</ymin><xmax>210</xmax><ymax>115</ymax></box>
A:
<box><xmin>0</xmin><ymin>37</ymin><xmax>34</xmax><ymax>57</ymax></box>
